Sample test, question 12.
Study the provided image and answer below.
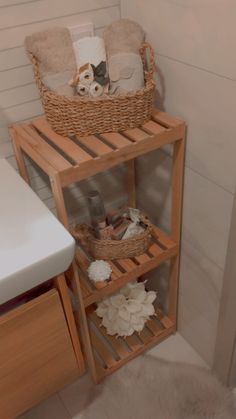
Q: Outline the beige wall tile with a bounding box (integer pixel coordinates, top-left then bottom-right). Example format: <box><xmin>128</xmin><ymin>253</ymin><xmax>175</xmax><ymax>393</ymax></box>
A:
<box><xmin>155</xmin><ymin>55</ymin><xmax>236</xmax><ymax>193</ymax></box>
<box><xmin>182</xmin><ymin>167</ymin><xmax>233</xmax><ymax>269</ymax></box>
<box><xmin>121</xmin><ymin>0</ymin><xmax>236</xmax><ymax>80</ymax></box>
<box><xmin>178</xmin><ymin>295</ymin><xmax>218</xmax><ymax>366</ymax></box>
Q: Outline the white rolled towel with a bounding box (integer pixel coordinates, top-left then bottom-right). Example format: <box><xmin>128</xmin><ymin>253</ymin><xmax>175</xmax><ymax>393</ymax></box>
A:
<box><xmin>73</xmin><ymin>36</ymin><xmax>106</xmax><ymax>68</ymax></box>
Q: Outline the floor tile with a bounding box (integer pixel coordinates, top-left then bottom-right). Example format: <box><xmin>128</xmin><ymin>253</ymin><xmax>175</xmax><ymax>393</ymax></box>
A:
<box><xmin>19</xmin><ymin>393</ymin><xmax>70</xmax><ymax>419</ymax></box>
<box><xmin>148</xmin><ymin>332</ymin><xmax>208</xmax><ymax>368</ymax></box>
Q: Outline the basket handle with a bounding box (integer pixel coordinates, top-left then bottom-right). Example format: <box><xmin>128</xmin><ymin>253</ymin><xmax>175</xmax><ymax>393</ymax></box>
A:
<box><xmin>139</xmin><ymin>42</ymin><xmax>156</xmax><ymax>81</ymax></box>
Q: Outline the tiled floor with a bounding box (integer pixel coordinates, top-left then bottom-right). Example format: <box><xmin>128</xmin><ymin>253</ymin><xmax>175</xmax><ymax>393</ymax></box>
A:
<box><xmin>20</xmin><ymin>333</ymin><xmax>208</xmax><ymax>418</ymax></box>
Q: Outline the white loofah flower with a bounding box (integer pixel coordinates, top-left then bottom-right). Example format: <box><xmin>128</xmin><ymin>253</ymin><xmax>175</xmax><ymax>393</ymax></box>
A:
<box><xmin>96</xmin><ymin>281</ymin><xmax>157</xmax><ymax>337</ymax></box>
<box><xmin>87</xmin><ymin>260</ymin><xmax>112</xmax><ymax>283</ymax></box>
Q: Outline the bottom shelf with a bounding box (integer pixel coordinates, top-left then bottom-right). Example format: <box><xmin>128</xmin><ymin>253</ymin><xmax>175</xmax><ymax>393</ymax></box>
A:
<box><xmin>87</xmin><ymin>307</ymin><xmax>175</xmax><ymax>381</ymax></box>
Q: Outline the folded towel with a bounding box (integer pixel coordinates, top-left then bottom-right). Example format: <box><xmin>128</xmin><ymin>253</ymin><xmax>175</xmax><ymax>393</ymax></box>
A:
<box><xmin>42</xmin><ymin>70</ymin><xmax>74</xmax><ymax>96</ymax></box>
<box><xmin>108</xmin><ymin>52</ymin><xmax>144</xmax><ymax>95</ymax></box>
<box><xmin>73</xmin><ymin>36</ymin><xmax>106</xmax><ymax>68</ymax></box>
<box><xmin>25</xmin><ymin>27</ymin><xmax>76</xmax><ymax>76</ymax></box>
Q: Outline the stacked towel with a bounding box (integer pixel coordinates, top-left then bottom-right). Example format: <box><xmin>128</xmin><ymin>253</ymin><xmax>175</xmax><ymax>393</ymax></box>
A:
<box><xmin>103</xmin><ymin>19</ymin><xmax>145</xmax><ymax>95</ymax></box>
<box><xmin>73</xmin><ymin>36</ymin><xmax>106</xmax><ymax>68</ymax></box>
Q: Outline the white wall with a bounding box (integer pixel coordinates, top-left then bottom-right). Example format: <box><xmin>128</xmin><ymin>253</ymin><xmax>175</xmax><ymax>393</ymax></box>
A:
<box><xmin>0</xmin><ymin>0</ymin><xmax>123</xmax><ymax>222</ymax></box>
<box><xmin>121</xmin><ymin>0</ymin><xmax>236</xmax><ymax>365</ymax></box>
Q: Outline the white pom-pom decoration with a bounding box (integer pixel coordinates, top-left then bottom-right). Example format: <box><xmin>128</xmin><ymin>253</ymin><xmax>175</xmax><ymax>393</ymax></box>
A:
<box><xmin>87</xmin><ymin>260</ymin><xmax>112</xmax><ymax>283</ymax></box>
<box><xmin>96</xmin><ymin>281</ymin><xmax>157</xmax><ymax>337</ymax></box>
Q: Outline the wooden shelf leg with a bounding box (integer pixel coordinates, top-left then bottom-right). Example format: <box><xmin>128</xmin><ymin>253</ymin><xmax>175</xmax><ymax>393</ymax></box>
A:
<box><xmin>69</xmin><ymin>261</ymin><xmax>99</xmax><ymax>383</ymax></box>
<box><xmin>54</xmin><ymin>274</ymin><xmax>85</xmax><ymax>375</ymax></box>
<box><xmin>9</xmin><ymin>128</ymin><xmax>30</xmax><ymax>184</ymax></box>
<box><xmin>50</xmin><ymin>173</ymin><xmax>69</xmax><ymax>229</ymax></box>
<box><xmin>169</xmin><ymin>134</ymin><xmax>186</xmax><ymax>326</ymax></box>
<box><xmin>126</xmin><ymin>159</ymin><xmax>136</xmax><ymax>207</ymax></box>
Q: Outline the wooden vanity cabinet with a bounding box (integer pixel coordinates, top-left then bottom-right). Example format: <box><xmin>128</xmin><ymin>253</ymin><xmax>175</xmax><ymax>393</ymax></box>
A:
<box><xmin>0</xmin><ymin>289</ymin><xmax>79</xmax><ymax>419</ymax></box>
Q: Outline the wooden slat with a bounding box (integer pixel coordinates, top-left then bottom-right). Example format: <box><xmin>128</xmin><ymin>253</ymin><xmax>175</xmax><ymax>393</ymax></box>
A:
<box><xmin>32</xmin><ymin>118</ymin><xmax>92</xmax><ymax>165</ymax></box>
<box><xmin>157</xmin><ymin>309</ymin><xmax>174</xmax><ymax>329</ymax></box>
<box><xmin>148</xmin><ymin>243</ymin><xmax>163</xmax><ymax>257</ymax></box>
<box><xmin>90</xmin><ymin>329</ymin><xmax>115</xmax><ymax>369</ymax></box>
<box><xmin>152</xmin><ymin>109</ymin><xmax>183</xmax><ymax>128</ymax></box>
<box><xmin>137</xmin><ymin>326</ymin><xmax>153</xmax><ymax>344</ymax></box>
<box><xmin>123</xmin><ymin>127</ymin><xmax>149</xmax><ymax>142</ymax></box>
<box><xmin>75</xmin><ymin>249</ymin><xmax>90</xmax><ymax>271</ymax></box>
<box><xmin>117</xmin><ymin>258</ymin><xmax>137</xmax><ymax>272</ymax></box>
<box><xmin>124</xmin><ymin>334</ymin><xmax>143</xmax><ymax>351</ymax></box>
<box><xmin>77</xmin><ymin>135</ymin><xmax>113</xmax><ymax>156</ymax></box>
<box><xmin>100</xmin><ymin>132</ymin><xmax>131</xmax><ymax>148</ymax></box>
<box><xmin>14</xmin><ymin>125</ymin><xmax>71</xmax><ymax>172</ymax></box>
<box><xmin>134</xmin><ymin>253</ymin><xmax>150</xmax><ymax>264</ymax></box>
<box><xmin>142</xmin><ymin>120</ymin><xmax>166</xmax><ymax>135</ymax></box>
<box><xmin>109</xmin><ymin>262</ymin><xmax>123</xmax><ymax>279</ymax></box>
<box><xmin>146</xmin><ymin>317</ymin><xmax>163</xmax><ymax>336</ymax></box>
<box><xmin>89</xmin><ymin>311</ymin><xmax>130</xmax><ymax>360</ymax></box>
<box><xmin>152</xmin><ymin>226</ymin><xmax>176</xmax><ymax>249</ymax></box>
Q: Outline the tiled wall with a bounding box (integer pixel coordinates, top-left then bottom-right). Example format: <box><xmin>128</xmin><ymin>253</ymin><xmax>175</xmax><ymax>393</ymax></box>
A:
<box><xmin>121</xmin><ymin>0</ymin><xmax>236</xmax><ymax>365</ymax></box>
<box><xmin>0</xmin><ymin>0</ymin><xmax>124</xmax><ymax>222</ymax></box>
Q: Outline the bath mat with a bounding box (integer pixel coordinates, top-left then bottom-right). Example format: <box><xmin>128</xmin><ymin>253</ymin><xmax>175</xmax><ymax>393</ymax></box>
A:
<box><xmin>66</xmin><ymin>356</ymin><xmax>235</xmax><ymax>419</ymax></box>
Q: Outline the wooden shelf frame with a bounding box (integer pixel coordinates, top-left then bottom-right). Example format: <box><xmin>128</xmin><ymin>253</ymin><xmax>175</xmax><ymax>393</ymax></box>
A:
<box><xmin>10</xmin><ymin>108</ymin><xmax>186</xmax><ymax>383</ymax></box>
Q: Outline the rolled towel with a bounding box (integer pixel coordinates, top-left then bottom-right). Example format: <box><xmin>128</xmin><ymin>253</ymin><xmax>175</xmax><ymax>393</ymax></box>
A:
<box><xmin>76</xmin><ymin>83</ymin><xmax>90</xmax><ymax>96</ymax></box>
<box><xmin>73</xmin><ymin>36</ymin><xmax>106</xmax><ymax>68</ymax></box>
<box><xmin>89</xmin><ymin>81</ymin><xmax>104</xmax><ymax>97</ymax></box>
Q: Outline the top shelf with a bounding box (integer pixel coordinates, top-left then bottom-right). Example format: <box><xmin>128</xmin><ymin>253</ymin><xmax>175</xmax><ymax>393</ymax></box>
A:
<box><xmin>11</xmin><ymin>108</ymin><xmax>185</xmax><ymax>187</ymax></box>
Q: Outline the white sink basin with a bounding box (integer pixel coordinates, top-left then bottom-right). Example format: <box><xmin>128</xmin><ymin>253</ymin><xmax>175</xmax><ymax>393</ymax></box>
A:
<box><xmin>0</xmin><ymin>159</ymin><xmax>75</xmax><ymax>305</ymax></box>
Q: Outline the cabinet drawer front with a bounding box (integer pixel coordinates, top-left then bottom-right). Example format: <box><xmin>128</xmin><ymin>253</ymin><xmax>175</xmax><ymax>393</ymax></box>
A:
<box><xmin>0</xmin><ymin>289</ymin><xmax>79</xmax><ymax>419</ymax></box>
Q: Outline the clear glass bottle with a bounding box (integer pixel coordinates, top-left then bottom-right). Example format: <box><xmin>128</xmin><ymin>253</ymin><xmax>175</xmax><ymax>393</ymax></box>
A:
<box><xmin>87</xmin><ymin>190</ymin><xmax>106</xmax><ymax>229</ymax></box>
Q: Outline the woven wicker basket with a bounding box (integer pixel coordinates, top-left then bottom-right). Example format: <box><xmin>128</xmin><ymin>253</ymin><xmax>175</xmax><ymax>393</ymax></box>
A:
<box><xmin>71</xmin><ymin>217</ymin><xmax>152</xmax><ymax>260</ymax></box>
<box><xmin>27</xmin><ymin>43</ymin><xmax>156</xmax><ymax>137</ymax></box>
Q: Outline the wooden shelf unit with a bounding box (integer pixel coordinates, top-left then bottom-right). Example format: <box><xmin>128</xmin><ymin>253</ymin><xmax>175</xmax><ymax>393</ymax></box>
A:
<box><xmin>10</xmin><ymin>108</ymin><xmax>186</xmax><ymax>383</ymax></box>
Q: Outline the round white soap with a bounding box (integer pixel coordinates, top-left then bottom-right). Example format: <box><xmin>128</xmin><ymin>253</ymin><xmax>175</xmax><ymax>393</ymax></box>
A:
<box><xmin>87</xmin><ymin>260</ymin><xmax>112</xmax><ymax>283</ymax></box>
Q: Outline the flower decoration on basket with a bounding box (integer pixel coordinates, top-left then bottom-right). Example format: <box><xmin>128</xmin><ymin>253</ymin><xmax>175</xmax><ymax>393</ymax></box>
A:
<box><xmin>96</xmin><ymin>281</ymin><xmax>157</xmax><ymax>337</ymax></box>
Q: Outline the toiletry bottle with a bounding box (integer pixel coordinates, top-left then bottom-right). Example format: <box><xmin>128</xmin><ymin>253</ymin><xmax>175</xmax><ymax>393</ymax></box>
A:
<box><xmin>87</xmin><ymin>191</ymin><xmax>113</xmax><ymax>239</ymax></box>
<box><xmin>87</xmin><ymin>190</ymin><xmax>106</xmax><ymax>230</ymax></box>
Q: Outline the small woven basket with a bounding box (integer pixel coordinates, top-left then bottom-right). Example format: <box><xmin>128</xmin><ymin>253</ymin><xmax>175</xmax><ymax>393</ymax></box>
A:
<box><xmin>71</xmin><ymin>216</ymin><xmax>152</xmax><ymax>260</ymax></box>
<box><xmin>27</xmin><ymin>43</ymin><xmax>156</xmax><ymax>137</ymax></box>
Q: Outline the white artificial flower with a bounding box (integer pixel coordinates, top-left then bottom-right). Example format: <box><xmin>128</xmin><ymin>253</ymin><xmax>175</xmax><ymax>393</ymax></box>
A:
<box><xmin>96</xmin><ymin>281</ymin><xmax>157</xmax><ymax>337</ymax></box>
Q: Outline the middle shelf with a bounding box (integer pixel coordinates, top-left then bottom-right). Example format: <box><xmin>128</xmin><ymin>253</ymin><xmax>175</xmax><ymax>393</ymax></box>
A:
<box><xmin>75</xmin><ymin>225</ymin><xmax>178</xmax><ymax>307</ymax></box>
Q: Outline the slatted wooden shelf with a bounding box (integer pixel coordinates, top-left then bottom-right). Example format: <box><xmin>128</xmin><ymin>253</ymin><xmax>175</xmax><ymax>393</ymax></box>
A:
<box><xmin>75</xmin><ymin>225</ymin><xmax>178</xmax><ymax>308</ymax></box>
<box><xmin>87</xmin><ymin>306</ymin><xmax>175</xmax><ymax>381</ymax></box>
<box><xmin>10</xmin><ymin>108</ymin><xmax>185</xmax><ymax>189</ymax></box>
